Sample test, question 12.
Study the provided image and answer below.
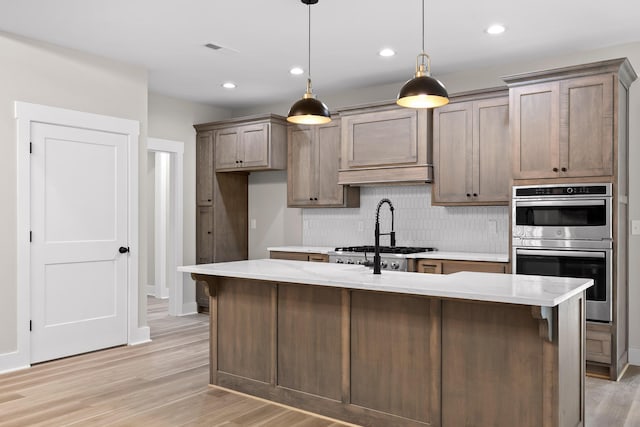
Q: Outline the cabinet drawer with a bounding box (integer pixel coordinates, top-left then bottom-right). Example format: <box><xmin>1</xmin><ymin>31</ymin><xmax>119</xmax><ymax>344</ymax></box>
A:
<box><xmin>586</xmin><ymin>323</ymin><xmax>612</xmax><ymax>364</ymax></box>
<box><xmin>270</xmin><ymin>251</ymin><xmax>328</xmax><ymax>262</ymax></box>
<box><xmin>415</xmin><ymin>260</ymin><xmax>442</xmax><ymax>274</ymax></box>
<box><xmin>441</xmin><ymin>260</ymin><xmax>508</xmax><ymax>274</ymax></box>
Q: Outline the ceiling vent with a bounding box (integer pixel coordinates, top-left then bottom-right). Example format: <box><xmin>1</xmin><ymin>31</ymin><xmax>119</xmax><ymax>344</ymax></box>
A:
<box><xmin>204</xmin><ymin>43</ymin><xmax>239</xmax><ymax>55</ymax></box>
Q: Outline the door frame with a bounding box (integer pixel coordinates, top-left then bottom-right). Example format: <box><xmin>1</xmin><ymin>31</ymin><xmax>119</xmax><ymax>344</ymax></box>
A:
<box><xmin>12</xmin><ymin>101</ymin><xmax>148</xmax><ymax>371</ymax></box>
<box><xmin>147</xmin><ymin>138</ymin><xmax>191</xmax><ymax>316</ymax></box>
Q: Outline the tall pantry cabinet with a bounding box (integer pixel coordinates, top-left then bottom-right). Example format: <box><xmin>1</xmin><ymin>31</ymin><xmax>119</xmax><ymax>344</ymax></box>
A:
<box><xmin>193</xmin><ymin>128</ymin><xmax>248</xmax><ymax>312</ymax></box>
<box><xmin>504</xmin><ymin>58</ymin><xmax>637</xmax><ymax>380</ymax></box>
<box><xmin>193</xmin><ymin>114</ymin><xmax>287</xmax><ymax>311</ymax></box>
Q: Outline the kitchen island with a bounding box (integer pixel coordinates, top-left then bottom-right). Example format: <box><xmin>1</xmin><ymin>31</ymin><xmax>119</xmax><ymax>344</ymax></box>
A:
<box><xmin>179</xmin><ymin>259</ymin><xmax>592</xmax><ymax>427</ymax></box>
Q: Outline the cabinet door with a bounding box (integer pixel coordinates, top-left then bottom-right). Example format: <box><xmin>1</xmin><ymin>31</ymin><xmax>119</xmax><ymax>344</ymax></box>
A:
<box><xmin>344</xmin><ymin>108</ymin><xmax>418</xmax><ymax>168</ymax></box>
<box><xmin>433</xmin><ymin>102</ymin><xmax>473</xmax><ymax>204</ymax></box>
<box><xmin>195</xmin><ymin>206</ymin><xmax>213</xmax><ymax>311</ymax></box>
<box><xmin>560</xmin><ymin>75</ymin><xmax>614</xmax><ymax>177</ymax></box>
<box><xmin>473</xmin><ymin>97</ymin><xmax>510</xmax><ymax>203</ymax></box>
<box><xmin>288</xmin><ymin>126</ymin><xmax>315</xmax><ymax>206</ymax></box>
<box><xmin>316</xmin><ymin>121</ymin><xmax>344</xmax><ymax>206</ymax></box>
<box><xmin>511</xmin><ymin>82</ymin><xmax>560</xmax><ymax>179</ymax></box>
<box><xmin>215</xmin><ymin>128</ymin><xmax>240</xmax><ymax>170</ymax></box>
<box><xmin>196</xmin><ymin>206</ymin><xmax>213</xmax><ymax>263</ymax></box>
<box><xmin>196</xmin><ymin>132</ymin><xmax>213</xmax><ymax>206</ymax></box>
<box><xmin>239</xmin><ymin>123</ymin><xmax>270</xmax><ymax>169</ymax></box>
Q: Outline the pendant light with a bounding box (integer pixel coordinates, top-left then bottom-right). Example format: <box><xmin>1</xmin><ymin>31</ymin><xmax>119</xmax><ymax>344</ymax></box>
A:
<box><xmin>397</xmin><ymin>0</ymin><xmax>449</xmax><ymax>109</ymax></box>
<box><xmin>287</xmin><ymin>0</ymin><xmax>331</xmax><ymax>125</ymax></box>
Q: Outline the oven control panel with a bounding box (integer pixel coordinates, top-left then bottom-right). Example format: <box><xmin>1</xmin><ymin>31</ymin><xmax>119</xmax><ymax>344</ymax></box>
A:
<box><xmin>514</xmin><ymin>183</ymin><xmax>611</xmax><ymax>198</ymax></box>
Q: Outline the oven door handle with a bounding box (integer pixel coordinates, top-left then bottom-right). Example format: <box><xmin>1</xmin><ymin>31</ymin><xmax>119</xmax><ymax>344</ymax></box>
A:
<box><xmin>516</xmin><ymin>249</ymin><xmax>606</xmax><ymax>258</ymax></box>
<box><xmin>515</xmin><ymin>200</ymin><xmax>605</xmax><ymax>207</ymax></box>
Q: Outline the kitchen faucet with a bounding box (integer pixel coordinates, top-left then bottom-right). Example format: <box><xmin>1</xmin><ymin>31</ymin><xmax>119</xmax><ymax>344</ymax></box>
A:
<box><xmin>373</xmin><ymin>198</ymin><xmax>395</xmax><ymax>274</ymax></box>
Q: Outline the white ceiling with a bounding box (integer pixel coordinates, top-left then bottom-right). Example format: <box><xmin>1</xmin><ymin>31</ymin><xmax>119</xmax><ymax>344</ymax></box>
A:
<box><xmin>1</xmin><ymin>0</ymin><xmax>639</xmax><ymax>109</ymax></box>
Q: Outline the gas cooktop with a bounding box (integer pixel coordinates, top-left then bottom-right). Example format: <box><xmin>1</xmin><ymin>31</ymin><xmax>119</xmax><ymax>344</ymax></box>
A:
<box><xmin>333</xmin><ymin>246</ymin><xmax>436</xmax><ymax>255</ymax></box>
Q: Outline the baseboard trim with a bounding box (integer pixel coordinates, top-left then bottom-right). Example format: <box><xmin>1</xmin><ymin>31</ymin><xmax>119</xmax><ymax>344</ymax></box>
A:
<box><xmin>0</xmin><ymin>350</ymin><xmax>29</xmax><ymax>375</ymax></box>
<box><xmin>146</xmin><ymin>285</ymin><xmax>156</xmax><ymax>296</ymax></box>
<box><xmin>128</xmin><ymin>326</ymin><xmax>151</xmax><ymax>346</ymax></box>
<box><xmin>179</xmin><ymin>302</ymin><xmax>198</xmax><ymax>316</ymax></box>
<box><xmin>628</xmin><ymin>347</ymin><xmax>640</xmax><ymax>365</ymax></box>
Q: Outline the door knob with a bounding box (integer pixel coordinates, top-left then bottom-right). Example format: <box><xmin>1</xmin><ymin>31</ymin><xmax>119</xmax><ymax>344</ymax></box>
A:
<box><xmin>119</xmin><ymin>246</ymin><xmax>130</xmax><ymax>254</ymax></box>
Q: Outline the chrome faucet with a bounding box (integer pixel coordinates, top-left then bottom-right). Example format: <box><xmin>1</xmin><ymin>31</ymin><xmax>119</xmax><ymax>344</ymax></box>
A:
<box><xmin>373</xmin><ymin>198</ymin><xmax>395</xmax><ymax>274</ymax></box>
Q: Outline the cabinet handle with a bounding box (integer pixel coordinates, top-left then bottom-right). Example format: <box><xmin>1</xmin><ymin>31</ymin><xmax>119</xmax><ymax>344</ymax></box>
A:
<box><xmin>552</xmin><ymin>167</ymin><xmax>559</xmax><ymax>172</ymax></box>
<box><xmin>309</xmin><ymin>197</ymin><xmax>313</xmax><ymax>201</ymax></box>
<box><xmin>235</xmin><ymin>160</ymin><xmax>239</xmax><ymax>164</ymax></box>
<box><xmin>473</xmin><ymin>193</ymin><xmax>478</xmax><ymax>197</ymax></box>
<box><xmin>207</xmin><ymin>231</ymin><xmax>212</xmax><ymax>234</ymax></box>
<box><xmin>561</xmin><ymin>167</ymin><xmax>567</xmax><ymax>172</ymax></box>
<box><xmin>466</xmin><ymin>193</ymin><xmax>471</xmax><ymax>197</ymax></box>
<box><xmin>207</xmin><ymin>199</ymin><xmax>212</xmax><ymax>202</ymax></box>
<box><xmin>314</xmin><ymin>197</ymin><xmax>318</xmax><ymax>201</ymax></box>
<box><xmin>239</xmin><ymin>160</ymin><xmax>243</xmax><ymax>163</ymax></box>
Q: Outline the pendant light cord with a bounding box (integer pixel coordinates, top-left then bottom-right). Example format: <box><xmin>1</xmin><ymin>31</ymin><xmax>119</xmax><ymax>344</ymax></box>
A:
<box><xmin>308</xmin><ymin>3</ymin><xmax>311</xmax><ymax>81</ymax></box>
<box><xmin>421</xmin><ymin>0</ymin><xmax>425</xmax><ymax>54</ymax></box>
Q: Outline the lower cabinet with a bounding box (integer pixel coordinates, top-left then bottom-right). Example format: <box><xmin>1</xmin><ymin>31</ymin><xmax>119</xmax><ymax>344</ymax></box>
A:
<box><xmin>413</xmin><ymin>259</ymin><xmax>509</xmax><ymax>274</ymax></box>
<box><xmin>586</xmin><ymin>322</ymin><xmax>613</xmax><ymax>376</ymax></box>
<box><xmin>270</xmin><ymin>251</ymin><xmax>328</xmax><ymax>263</ymax></box>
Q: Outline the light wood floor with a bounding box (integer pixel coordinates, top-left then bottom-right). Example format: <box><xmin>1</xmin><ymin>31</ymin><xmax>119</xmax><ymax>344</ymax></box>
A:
<box><xmin>0</xmin><ymin>297</ymin><xmax>347</xmax><ymax>427</ymax></box>
<box><xmin>1</xmin><ymin>297</ymin><xmax>639</xmax><ymax>426</ymax></box>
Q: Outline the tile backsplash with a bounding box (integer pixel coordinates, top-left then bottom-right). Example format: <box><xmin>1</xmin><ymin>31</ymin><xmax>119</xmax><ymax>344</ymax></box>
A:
<box><xmin>302</xmin><ymin>185</ymin><xmax>509</xmax><ymax>254</ymax></box>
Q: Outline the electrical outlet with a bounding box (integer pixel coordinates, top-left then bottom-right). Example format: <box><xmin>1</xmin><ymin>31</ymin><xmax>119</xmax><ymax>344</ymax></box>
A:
<box><xmin>250</xmin><ymin>219</ymin><xmax>257</xmax><ymax>229</ymax></box>
<box><xmin>632</xmin><ymin>220</ymin><xmax>640</xmax><ymax>235</ymax></box>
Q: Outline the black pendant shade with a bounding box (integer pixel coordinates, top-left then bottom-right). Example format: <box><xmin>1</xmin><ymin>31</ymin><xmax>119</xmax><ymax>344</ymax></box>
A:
<box><xmin>287</xmin><ymin>0</ymin><xmax>331</xmax><ymax>125</ymax></box>
<box><xmin>287</xmin><ymin>93</ymin><xmax>331</xmax><ymax>125</ymax></box>
<box><xmin>397</xmin><ymin>74</ymin><xmax>449</xmax><ymax>109</ymax></box>
<box><xmin>396</xmin><ymin>0</ymin><xmax>449</xmax><ymax>109</ymax></box>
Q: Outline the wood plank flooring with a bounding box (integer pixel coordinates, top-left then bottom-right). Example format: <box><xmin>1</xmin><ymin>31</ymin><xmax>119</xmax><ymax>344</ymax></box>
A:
<box><xmin>0</xmin><ymin>297</ymin><xmax>347</xmax><ymax>427</ymax></box>
<box><xmin>0</xmin><ymin>296</ymin><xmax>639</xmax><ymax>426</ymax></box>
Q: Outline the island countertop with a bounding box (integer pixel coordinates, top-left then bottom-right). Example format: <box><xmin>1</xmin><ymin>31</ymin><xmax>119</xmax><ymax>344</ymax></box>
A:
<box><xmin>179</xmin><ymin>259</ymin><xmax>592</xmax><ymax>308</ymax></box>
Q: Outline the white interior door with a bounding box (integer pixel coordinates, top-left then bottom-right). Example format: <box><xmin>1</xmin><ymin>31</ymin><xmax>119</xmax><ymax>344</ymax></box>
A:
<box><xmin>30</xmin><ymin>122</ymin><xmax>128</xmax><ymax>364</ymax></box>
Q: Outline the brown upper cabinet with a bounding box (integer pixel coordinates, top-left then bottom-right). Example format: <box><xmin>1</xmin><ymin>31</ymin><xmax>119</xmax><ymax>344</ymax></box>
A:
<box><xmin>432</xmin><ymin>89</ymin><xmax>510</xmax><ymax>205</ymax></box>
<box><xmin>337</xmin><ymin>102</ymin><xmax>431</xmax><ymax>185</ymax></box>
<box><xmin>213</xmin><ymin>115</ymin><xmax>287</xmax><ymax>172</ymax></box>
<box><xmin>288</xmin><ymin>119</ymin><xmax>359</xmax><ymax>208</ymax></box>
<box><xmin>505</xmin><ymin>59</ymin><xmax>634</xmax><ymax>180</ymax></box>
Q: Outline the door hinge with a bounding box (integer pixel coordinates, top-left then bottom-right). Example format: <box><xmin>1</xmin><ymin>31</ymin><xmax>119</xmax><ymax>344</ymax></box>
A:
<box><xmin>29</xmin><ymin>320</ymin><xmax>32</xmax><ymax>331</ymax></box>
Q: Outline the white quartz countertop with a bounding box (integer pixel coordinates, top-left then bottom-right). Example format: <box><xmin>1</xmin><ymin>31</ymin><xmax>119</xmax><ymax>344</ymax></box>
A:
<box><xmin>268</xmin><ymin>246</ymin><xmax>509</xmax><ymax>262</ymax></box>
<box><xmin>267</xmin><ymin>246</ymin><xmax>335</xmax><ymax>254</ymax></box>
<box><xmin>179</xmin><ymin>259</ymin><xmax>591</xmax><ymax>308</ymax></box>
<box><xmin>405</xmin><ymin>251</ymin><xmax>510</xmax><ymax>262</ymax></box>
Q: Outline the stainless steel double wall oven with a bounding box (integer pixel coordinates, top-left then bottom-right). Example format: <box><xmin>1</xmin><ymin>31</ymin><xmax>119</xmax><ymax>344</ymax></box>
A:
<box><xmin>512</xmin><ymin>183</ymin><xmax>612</xmax><ymax>322</ymax></box>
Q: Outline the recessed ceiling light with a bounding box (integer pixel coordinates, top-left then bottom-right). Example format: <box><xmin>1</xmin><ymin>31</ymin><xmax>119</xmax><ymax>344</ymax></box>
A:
<box><xmin>222</xmin><ymin>82</ymin><xmax>237</xmax><ymax>89</ymax></box>
<box><xmin>486</xmin><ymin>24</ymin><xmax>506</xmax><ymax>35</ymax></box>
<box><xmin>290</xmin><ymin>67</ymin><xmax>304</xmax><ymax>75</ymax></box>
<box><xmin>379</xmin><ymin>48</ymin><xmax>396</xmax><ymax>57</ymax></box>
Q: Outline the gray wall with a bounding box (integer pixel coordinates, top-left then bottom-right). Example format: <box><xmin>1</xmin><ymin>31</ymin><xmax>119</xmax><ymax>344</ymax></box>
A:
<box><xmin>0</xmin><ymin>31</ymin><xmax>148</xmax><ymax>356</ymax></box>
<box><xmin>234</xmin><ymin>42</ymin><xmax>640</xmax><ymax>363</ymax></box>
<box><xmin>147</xmin><ymin>92</ymin><xmax>231</xmax><ymax>307</ymax></box>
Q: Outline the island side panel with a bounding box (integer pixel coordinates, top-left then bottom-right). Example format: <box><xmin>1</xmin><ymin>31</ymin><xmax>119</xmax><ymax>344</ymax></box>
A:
<box><xmin>441</xmin><ymin>300</ymin><xmax>544</xmax><ymax>426</ymax></box>
<box><xmin>217</xmin><ymin>278</ymin><xmax>273</xmax><ymax>384</ymax></box>
<box><xmin>350</xmin><ymin>291</ymin><xmax>441</xmax><ymax>425</ymax></box>
<box><xmin>277</xmin><ymin>283</ymin><xmax>343</xmax><ymax>401</ymax></box>
<box><xmin>441</xmin><ymin>295</ymin><xmax>585</xmax><ymax>427</ymax></box>
<box><xmin>556</xmin><ymin>293</ymin><xmax>585</xmax><ymax>427</ymax></box>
